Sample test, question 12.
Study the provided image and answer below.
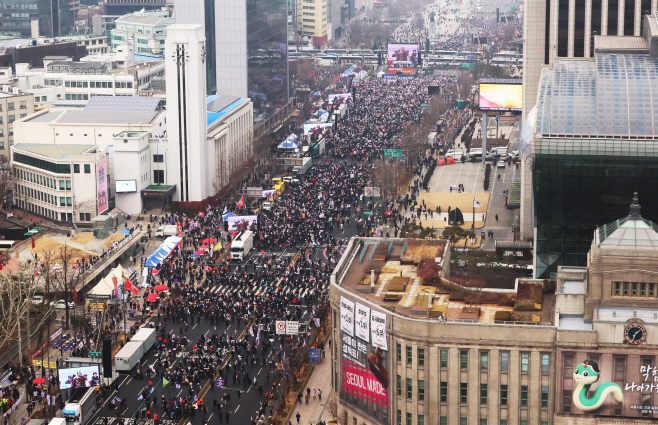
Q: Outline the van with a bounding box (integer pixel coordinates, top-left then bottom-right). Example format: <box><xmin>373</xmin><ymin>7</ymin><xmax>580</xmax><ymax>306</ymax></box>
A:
<box><xmin>445</xmin><ymin>149</ymin><xmax>463</xmax><ymax>160</ymax></box>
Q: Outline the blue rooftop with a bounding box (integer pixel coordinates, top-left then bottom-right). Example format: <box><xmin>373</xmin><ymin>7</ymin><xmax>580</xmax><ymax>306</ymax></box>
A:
<box><xmin>206</xmin><ymin>95</ymin><xmax>249</xmax><ymax>126</ymax></box>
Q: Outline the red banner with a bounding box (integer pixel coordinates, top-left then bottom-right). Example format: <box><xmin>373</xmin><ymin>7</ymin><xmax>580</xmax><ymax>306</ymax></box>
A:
<box><xmin>342</xmin><ymin>360</ymin><xmax>388</xmax><ymax>406</ymax></box>
<box><xmin>125</xmin><ymin>278</ymin><xmax>139</xmax><ymax>295</ymax></box>
<box><xmin>31</xmin><ymin>340</ymin><xmax>49</xmax><ymax>360</ymax></box>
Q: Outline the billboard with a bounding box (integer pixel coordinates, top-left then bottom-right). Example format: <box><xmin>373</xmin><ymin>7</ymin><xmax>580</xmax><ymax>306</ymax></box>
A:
<box><xmin>115</xmin><ymin>180</ymin><xmax>137</xmax><ymax>193</ymax></box>
<box><xmin>340</xmin><ymin>295</ymin><xmax>389</xmax><ymax>421</ymax></box>
<box><xmin>558</xmin><ymin>349</ymin><xmax>658</xmax><ymax>418</ymax></box>
<box><xmin>328</xmin><ymin>93</ymin><xmax>352</xmax><ymax>105</ymax></box>
<box><xmin>58</xmin><ymin>365</ymin><xmax>101</xmax><ymax>389</ymax></box>
<box><xmin>227</xmin><ymin>215</ymin><xmax>258</xmax><ymax>231</ymax></box>
<box><xmin>478</xmin><ymin>82</ymin><xmax>522</xmax><ymax>111</ymax></box>
<box><xmin>96</xmin><ymin>159</ymin><xmax>108</xmax><ymax>214</ymax></box>
<box><xmin>387</xmin><ymin>43</ymin><xmax>419</xmax><ymax>75</ymax></box>
<box><xmin>303</xmin><ymin>122</ymin><xmax>333</xmax><ymax>136</ymax></box>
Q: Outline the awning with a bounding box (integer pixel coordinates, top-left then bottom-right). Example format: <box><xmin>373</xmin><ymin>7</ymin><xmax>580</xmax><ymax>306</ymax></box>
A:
<box><xmin>144</xmin><ymin>236</ymin><xmax>182</xmax><ymax>267</ymax></box>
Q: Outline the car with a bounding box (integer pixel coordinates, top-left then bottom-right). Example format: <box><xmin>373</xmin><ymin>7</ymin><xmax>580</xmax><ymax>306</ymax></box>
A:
<box><xmin>282</xmin><ymin>176</ymin><xmax>300</xmax><ymax>185</ymax></box>
<box><xmin>50</xmin><ymin>299</ymin><xmax>75</xmax><ymax>309</ymax></box>
<box><xmin>262</xmin><ymin>202</ymin><xmax>273</xmax><ymax>211</ymax></box>
<box><xmin>497</xmin><ymin>160</ymin><xmax>506</xmax><ymax>168</ymax></box>
<box><xmin>31</xmin><ymin>295</ymin><xmax>44</xmax><ymax>305</ymax></box>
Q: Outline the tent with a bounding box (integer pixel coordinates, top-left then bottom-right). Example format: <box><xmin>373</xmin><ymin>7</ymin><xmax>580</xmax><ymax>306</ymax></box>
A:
<box><xmin>144</xmin><ymin>236</ymin><xmax>182</xmax><ymax>267</ymax></box>
<box><xmin>437</xmin><ymin>159</ymin><xmax>446</xmax><ymax>166</ymax></box>
<box><xmin>277</xmin><ymin>140</ymin><xmax>299</xmax><ymax>149</ymax></box>
<box><xmin>446</xmin><ymin>157</ymin><xmax>456</xmax><ymax>165</ymax></box>
<box><xmin>87</xmin><ymin>264</ymin><xmax>127</xmax><ymax>300</ymax></box>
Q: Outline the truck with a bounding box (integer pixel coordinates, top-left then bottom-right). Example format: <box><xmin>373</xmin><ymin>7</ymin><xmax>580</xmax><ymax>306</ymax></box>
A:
<box><xmin>49</xmin><ymin>417</ymin><xmax>67</xmax><ymax>425</ymax></box>
<box><xmin>427</xmin><ymin>131</ymin><xmax>438</xmax><ymax>145</ymax></box>
<box><xmin>131</xmin><ymin>328</ymin><xmax>157</xmax><ymax>353</ymax></box>
<box><xmin>293</xmin><ymin>157</ymin><xmax>313</xmax><ymax>175</ymax></box>
<box><xmin>154</xmin><ymin>225</ymin><xmax>177</xmax><ymax>238</ymax></box>
<box><xmin>62</xmin><ymin>388</ymin><xmax>96</xmax><ymax>425</ymax></box>
<box><xmin>230</xmin><ymin>230</ymin><xmax>253</xmax><ymax>261</ymax></box>
<box><xmin>309</xmin><ymin>138</ymin><xmax>325</xmax><ymax>157</ymax></box>
<box><xmin>492</xmin><ymin>146</ymin><xmax>508</xmax><ymax>158</ymax></box>
<box><xmin>114</xmin><ymin>341</ymin><xmax>144</xmax><ymax>372</ymax></box>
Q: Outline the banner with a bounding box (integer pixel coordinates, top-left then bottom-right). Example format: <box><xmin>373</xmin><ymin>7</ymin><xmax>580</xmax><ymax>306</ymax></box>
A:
<box><xmin>303</xmin><ymin>122</ymin><xmax>333</xmax><ymax>135</ymax></box>
<box><xmin>262</xmin><ymin>189</ymin><xmax>276</xmax><ymax>199</ymax></box>
<box><xmin>50</xmin><ymin>328</ymin><xmax>62</xmax><ymax>341</ymax></box>
<box><xmin>340</xmin><ymin>297</ymin><xmax>355</xmax><ymax>336</ymax></box>
<box><xmin>343</xmin><ymin>360</ymin><xmax>388</xmax><ymax>406</ymax></box>
<box><xmin>370</xmin><ymin>310</ymin><xmax>388</xmax><ymax>351</ymax></box>
<box><xmin>96</xmin><ymin>158</ymin><xmax>108</xmax><ymax>214</ymax></box>
<box><xmin>125</xmin><ymin>278</ymin><xmax>139</xmax><ymax>295</ymax></box>
<box><xmin>227</xmin><ymin>215</ymin><xmax>258</xmax><ymax>231</ymax></box>
<box><xmin>328</xmin><ymin>93</ymin><xmax>352</xmax><ymax>105</ymax></box>
<box><xmin>355</xmin><ymin>303</ymin><xmax>370</xmax><ymax>342</ymax></box>
<box><xmin>31</xmin><ymin>340</ymin><xmax>48</xmax><ymax>360</ymax></box>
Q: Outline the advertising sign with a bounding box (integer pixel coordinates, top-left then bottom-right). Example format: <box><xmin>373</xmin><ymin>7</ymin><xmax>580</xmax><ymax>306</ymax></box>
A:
<box><xmin>478</xmin><ymin>82</ymin><xmax>522</xmax><ymax>111</ymax></box>
<box><xmin>557</xmin><ymin>349</ymin><xmax>658</xmax><ymax>417</ymax></box>
<box><xmin>340</xmin><ymin>297</ymin><xmax>355</xmax><ymax>336</ymax></box>
<box><xmin>227</xmin><ymin>215</ymin><xmax>258</xmax><ymax>231</ymax></box>
<box><xmin>340</xmin><ymin>295</ymin><xmax>389</xmax><ymax>421</ymax></box>
<box><xmin>115</xmin><ymin>180</ymin><xmax>137</xmax><ymax>193</ymax></box>
<box><xmin>58</xmin><ymin>365</ymin><xmax>101</xmax><ymax>389</ymax></box>
<box><xmin>96</xmin><ymin>159</ymin><xmax>108</xmax><ymax>214</ymax></box>
<box><xmin>303</xmin><ymin>122</ymin><xmax>333</xmax><ymax>135</ymax></box>
<box><xmin>387</xmin><ymin>44</ymin><xmax>419</xmax><ymax>66</ymax></box>
<box><xmin>262</xmin><ymin>189</ymin><xmax>276</xmax><ymax>199</ymax></box>
<box><xmin>355</xmin><ymin>303</ymin><xmax>370</xmax><ymax>342</ymax></box>
<box><xmin>328</xmin><ymin>93</ymin><xmax>352</xmax><ymax>105</ymax></box>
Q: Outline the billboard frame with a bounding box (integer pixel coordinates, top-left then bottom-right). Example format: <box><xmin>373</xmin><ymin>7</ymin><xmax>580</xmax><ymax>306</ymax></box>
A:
<box><xmin>478</xmin><ymin>78</ymin><xmax>522</xmax><ymax>112</ymax></box>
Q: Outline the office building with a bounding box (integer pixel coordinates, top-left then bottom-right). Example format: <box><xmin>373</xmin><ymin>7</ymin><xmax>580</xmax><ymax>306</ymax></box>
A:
<box><xmin>521</xmin><ymin>17</ymin><xmax>658</xmax><ymax>278</ymax></box>
<box><xmin>111</xmin><ymin>8</ymin><xmax>174</xmax><ymax>54</ymax></box>
<box><xmin>59</xmin><ymin>35</ymin><xmax>110</xmax><ymax>55</ymax></box>
<box><xmin>103</xmin><ymin>0</ymin><xmax>170</xmax><ymax>16</ymax></box>
<box><xmin>297</xmin><ymin>0</ymin><xmax>329</xmax><ymax>46</ymax></box>
<box><xmin>11</xmin><ymin>144</ymin><xmax>102</xmax><ymax>223</ymax></box>
<box><xmin>0</xmin><ymin>38</ymin><xmax>86</xmax><ymax>70</ymax></box>
<box><xmin>0</xmin><ymin>90</ymin><xmax>35</xmax><ymax>160</ymax></box>
<box><xmin>0</xmin><ymin>0</ymin><xmax>78</xmax><ymax>38</ymax></box>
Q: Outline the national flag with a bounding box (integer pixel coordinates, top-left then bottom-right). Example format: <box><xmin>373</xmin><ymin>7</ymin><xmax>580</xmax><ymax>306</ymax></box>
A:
<box><xmin>474</xmin><ymin>198</ymin><xmax>482</xmax><ymax>208</ymax></box>
<box><xmin>236</xmin><ymin>196</ymin><xmax>245</xmax><ymax>208</ymax></box>
<box><xmin>175</xmin><ymin>384</ymin><xmax>181</xmax><ymax>389</ymax></box>
<box><xmin>125</xmin><ymin>278</ymin><xmax>139</xmax><ymax>295</ymax></box>
<box><xmin>137</xmin><ymin>394</ymin><xmax>144</xmax><ymax>401</ymax></box>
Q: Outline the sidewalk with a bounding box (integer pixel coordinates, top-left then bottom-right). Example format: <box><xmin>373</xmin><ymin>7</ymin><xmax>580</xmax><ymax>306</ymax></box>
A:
<box><xmin>288</xmin><ymin>338</ymin><xmax>334</xmax><ymax>425</ymax></box>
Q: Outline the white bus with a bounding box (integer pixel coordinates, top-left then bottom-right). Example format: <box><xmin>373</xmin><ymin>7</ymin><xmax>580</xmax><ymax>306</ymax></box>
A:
<box><xmin>0</xmin><ymin>241</ymin><xmax>15</xmax><ymax>252</ymax></box>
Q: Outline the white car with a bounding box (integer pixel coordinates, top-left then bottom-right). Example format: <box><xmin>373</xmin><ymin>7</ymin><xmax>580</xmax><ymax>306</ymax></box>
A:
<box><xmin>497</xmin><ymin>160</ymin><xmax>506</xmax><ymax>168</ymax></box>
<box><xmin>50</xmin><ymin>299</ymin><xmax>75</xmax><ymax>309</ymax></box>
<box><xmin>283</xmin><ymin>176</ymin><xmax>300</xmax><ymax>185</ymax></box>
<box><xmin>262</xmin><ymin>202</ymin><xmax>273</xmax><ymax>211</ymax></box>
<box><xmin>31</xmin><ymin>295</ymin><xmax>44</xmax><ymax>305</ymax></box>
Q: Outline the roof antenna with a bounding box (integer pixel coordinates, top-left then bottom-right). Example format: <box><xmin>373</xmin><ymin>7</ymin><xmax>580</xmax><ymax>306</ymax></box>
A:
<box><xmin>628</xmin><ymin>192</ymin><xmax>641</xmax><ymax>219</ymax></box>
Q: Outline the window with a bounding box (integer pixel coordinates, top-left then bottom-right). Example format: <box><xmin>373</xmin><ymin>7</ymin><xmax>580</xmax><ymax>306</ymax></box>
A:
<box><xmin>7</xmin><ymin>102</ymin><xmax>13</xmax><ymax>110</ymax></box>
<box><xmin>615</xmin><ymin>358</ymin><xmax>625</xmax><ymax>380</ymax></box>
<box><xmin>563</xmin><ymin>389</ymin><xmax>572</xmax><ymax>412</ymax></box>
<box><xmin>19</xmin><ymin>101</ymin><xmax>26</xmax><ymax>108</ymax></box>
<box><xmin>153</xmin><ymin>154</ymin><xmax>164</xmax><ymax>163</ymax></box>
<box><xmin>20</xmin><ymin>113</ymin><xmax>26</xmax><ymax>119</ymax></box>
<box><xmin>66</xmin><ymin>197</ymin><xmax>71</xmax><ymax>206</ymax></box>
<box><xmin>417</xmin><ymin>415</ymin><xmax>424</xmax><ymax>425</ymax></box>
<box><xmin>418</xmin><ymin>380</ymin><xmax>424</xmax><ymax>401</ymax></box>
<box><xmin>397</xmin><ymin>375</ymin><xmax>401</xmax><ymax>396</ymax></box>
<box><xmin>397</xmin><ymin>343</ymin><xmax>401</xmax><ymax>362</ymax></box>
<box><xmin>632</xmin><ymin>282</ymin><xmax>638</xmax><ymax>296</ymax></box>
<box><xmin>624</xmin><ymin>282</ymin><xmax>629</xmax><ymax>295</ymax></box>
<box><xmin>460</xmin><ymin>351</ymin><xmax>468</xmax><ymax>369</ymax></box>
<box><xmin>406</xmin><ymin>346</ymin><xmax>412</xmax><ymax>365</ymax></box>
<box><xmin>440</xmin><ymin>350</ymin><xmax>448</xmax><ymax>368</ymax></box>
<box><xmin>8</xmin><ymin>115</ymin><xmax>14</xmax><ymax>123</ymax></box>
<box><xmin>0</xmin><ymin>142</ymin><xmax>4</xmax><ymax>149</ymax></box>
<box><xmin>440</xmin><ymin>417</ymin><xmax>447</xmax><ymax>425</ymax></box>
<box><xmin>641</xmin><ymin>282</ymin><xmax>646</xmax><ymax>297</ymax></box>
<box><xmin>66</xmin><ymin>180</ymin><xmax>71</xmax><ymax>190</ymax></box>
<box><xmin>74</xmin><ymin>164</ymin><xmax>80</xmax><ymax>173</ymax></box>
<box><xmin>480</xmin><ymin>383</ymin><xmax>487</xmax><ymax>404</ymax></box>
<box><xmin>501</xmin><ymin>421</ymin><xmax>508</xmax><ymax>425</ymax></box>
<box><xmin>521</xmin><ymin>385</ymin><xmax>528</xmax><ymax>406</ymax></box>
<box><xmin>460</xmin><ymin>418</ymin><xmax>467</xmax><ymax>425</ymax></box>
<box><xmin>501</xmin><ymin>352</ymin><xmax>509</xmax><ymax>371</ymax></box>
<box><xmin>154</xmin><ymin>170</ymin><xmax>165</xmax><ymax>184</ymax></box>
<box><xmin>80</xmin><ymin>213</ymin><xmax>85</xmax><ymax>222</ymax></box>
<box><xmin>500</xmin><ymin>385</ymin><xmax>508</xmax><ymax>405</ymax></box>
<box><xmin>480</xmin><ymin>352</ymin><xmax>488</xmax><ymax>370</ymax></box>
<box><xmin>520</xmin><ymin>422</ymin><xmax>528</xmax><ymax>425</ymax></box>
<box><xmin>397</xmin><ymin>409</ymin><xmax>401</xmax><ymax>425</ymax></box>
<box><xmin>84</xmin><ymin>164</ymin><xmax>91</xmax><ymax>173</ymax></box>
<box><xmin>418</xmin><ymin>348</ymin><xmax>425</xmax><ymax>367</ymax></box>
<box><xmin>564</xmin><ymin>354</ymin><xmax>574</xmax><ymax>376</ymax></box>
<box><xmin>59</xmin><ymin>180</ymin><xmax>65</xmax><ymax>190</ymax></box>
<box><xmin>479</xmin><ymin>420</ymin><xmax>487</xmax><ymax>425</ymax></box>
<box><xmin>440</xmin><ymin>382</ymin><xmax>447</xmax><ymax>402</ymax></box>
<box><xmin>650</xmin><ymin>283</ymin><xmax>655</xmax><ymax>297</ymax></box>
<box><xmin>521</xmin><ymin>353</ymin><xmax>529</xmax><ymax>372</ymax></box>
<box><xmin>460</xmin><ymin>382</ymin><xmax>467</xmax><ymax>404</ymax></box>
<box><xmin>542</xmin><ymin>353</ymin><xmax>550</xmax><ymax>373</ymax></box>
<box><xmin>541</xmin><ymin>386</ymin><xmax>549</xmax><ymax>408</ymax></box>
<box><xmin>406</xmin><ymin>378</ymin><xmax>412</xmax><ymax>399</ymax></box>
<box><xmin>59</xmin><ymin>197</ymin><xmax>65</xmax><ymax>206</ymax></box>
<box><xmin>406</xmin><ymin>413</ymin><xmax>412</xmax><ymax>425</ymax></box>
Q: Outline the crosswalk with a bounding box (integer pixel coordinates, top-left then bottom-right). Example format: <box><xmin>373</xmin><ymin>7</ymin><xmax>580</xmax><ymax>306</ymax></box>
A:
<box><xmin>200</xmin><ymin>279</ymin><xmax>329</xmax><ymax>299</ymax></box>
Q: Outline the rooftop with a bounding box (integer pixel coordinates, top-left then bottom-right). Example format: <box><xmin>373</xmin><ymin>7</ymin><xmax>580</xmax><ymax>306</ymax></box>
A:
<box><xmin>596</xmin><ymin>193</ymin><xmax>658</xmax><ymax>250</ymax></box>
<box><xmin>207</xmin><ymin>95</ymin><xmax>250</xmax><ymax>125</ymax></box>
<box><xmin>116</xmin><ymin>15</ymin><xmax>173</xmax><ymax>26</ymax></box>
<box><xmin>55</xmin><ymin>95</ymin><xmax>162</xmax><ymax>125</ymax></box>
<box><xmin>48</xmin><ymin>61</ymin><xmax>106</xmax><ymax>70</ymax></box>
<box><xmin>25</xmin><ymin>111</ymin><xmax>63</xmax><ymax>123</ymax></box>
<box><xmin>535</xmin><ymin>53</ymin><xmax>658</xmax><ymax>137</ymax></box>
<box><xmin>13</xmin><ymin>144</ymin><xmax>97</xmax><ymax>160</ymax></box>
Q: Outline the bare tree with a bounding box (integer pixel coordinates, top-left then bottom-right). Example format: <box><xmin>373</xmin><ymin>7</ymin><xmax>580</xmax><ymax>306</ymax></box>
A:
<box><xmin>502</xmin><ymin>22</ymin><xmax>516</xmax><ymax>43</ymax></box>
<box><xmin>0</xmin><ymin>161</ymin><xmax>15</xmax><ymax>208</ymax></box>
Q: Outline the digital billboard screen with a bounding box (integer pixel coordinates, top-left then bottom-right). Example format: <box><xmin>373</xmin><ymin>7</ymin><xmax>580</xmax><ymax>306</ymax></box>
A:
<box><xmin>58</xmin><ymin>365</ymin><xmax>101</xmax><ymax>389</ymax></box>
<box><xmin>115</xmin><ymin>180</ymin><xmax>137</xmax><ymax>193</ymax></box>
<box><xmin>339</xmin><ymin>296</ymin><xmax>389</xmax><ymax>422</ymax></box>
<box><xmin>328</xmin><ymin>93</ymin><xmax>352</xmax><ymax>105</ymax></box>
<box><xmin>387</xmin><ymin>44</ymin><xmax>419</xmax><ymax>75</ymax></box>
<box><xmin>478</xmin><ymin>82</ymin><xmax>522</xmax><ymax>111</ymax></box>
<box><xmin>227</xmin><ymin>215</ymin><xmax>258</xmax><ymax>231</ymax></box>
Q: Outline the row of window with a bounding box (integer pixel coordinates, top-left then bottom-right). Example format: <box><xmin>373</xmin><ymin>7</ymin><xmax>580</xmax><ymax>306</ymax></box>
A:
<box><xmin>17</xmin><ymin>185</ymin><xmax>72</xmax><ymax>206</ymax></box>
<box><xmin>16</xmin><ymin>165</ymin><xmax>90</xmax><ymax>187</ymax></box>
<box><xmin>17</xmin><ymin>199</ymin><xmax>78</xmax><ymax>223</ymax></box>
<box><xmin>0</xmin><ymin>100</ymin><xmax>26</xmax><ymax>111</ymax></box>
<box><xmin>613</xmin><ymin>281</ymin><xmax>658</xmax><ymax>297</ymax></box>
<box><xmin>63</xmin><ymin>81</ymin><xmax>133</xmax><ymax>89</ymax></box>
<box><xmin>396</xmin><ymin>413</ymin><xmax>550</xmax><ymax>425</ymax></box>
<box><xmin>396</xmin><ymin>344</ymin><xmax>550</xmax><ymax>373</ymax></box>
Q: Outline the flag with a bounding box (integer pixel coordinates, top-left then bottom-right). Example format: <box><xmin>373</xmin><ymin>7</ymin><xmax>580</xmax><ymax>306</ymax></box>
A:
<box><xmin>72</xmin><ymin>286</ymin><xmax>77</xmax><ymax>303</ymax></box>
<box><xmin>137</xmin><ymin>394</ymin><xmax>144</xmax><ymax>401</ymax></box>
<box><xmin>175</xmin><ymin>384</ymin><xmax>181</xmax><ymax>389</ymax></box>
<box><xmin>31</xmin><ymin>237</ymin><xmax>35</xmax><ymax>248</ymax></box>
<box><xmin>474</xmin><ymin>198</ymin><xmax>482</xmax><ymax>208</ymax></box>
<box><xmin>125</xmin><ymin>278</ymin><xmax>139</xmax><ymax>295</ymax></box>
<box><xmin>112</xmin><ymin>277</ymin><xmax>118</xmax><ymax>299</ymax></box>
<box><xmin>236</xmin><ymin>196</ymin><xmax>245</xmax><ymax>208</ymax></box>
<box><xmin>162</xmin><ymin>377</ymin><xmax>169</xmax><ymax>387</ymax></box>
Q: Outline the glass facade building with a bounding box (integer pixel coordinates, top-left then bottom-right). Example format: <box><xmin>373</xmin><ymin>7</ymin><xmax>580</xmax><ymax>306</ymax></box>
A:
<box><xmin>0</xmin><ymin>0</ymin><xmax>75</xmax><ymax>38</ymax></box>
<box><xmin>532</xmin><ymin>53</ymin><xmax>658</xmax><ymax>278</ymax></box>
<box><xmin>247</xmin><ymin>0</ymin><xmax>289</xmax><ymax>123</ymax></box>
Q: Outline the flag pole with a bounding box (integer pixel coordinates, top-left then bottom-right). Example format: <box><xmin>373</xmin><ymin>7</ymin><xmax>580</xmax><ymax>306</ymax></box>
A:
<box><xmin>472</xmin><ymin>197</ymin><xmax>475</xmax><ymax>232</ymax></box>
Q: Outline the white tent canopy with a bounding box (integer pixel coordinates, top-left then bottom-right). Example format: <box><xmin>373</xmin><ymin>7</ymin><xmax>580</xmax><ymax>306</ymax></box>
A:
<box><xmin>87</xmin><ymin>264</ymin><xmax>127</xmax><ymax>300</ymax></box>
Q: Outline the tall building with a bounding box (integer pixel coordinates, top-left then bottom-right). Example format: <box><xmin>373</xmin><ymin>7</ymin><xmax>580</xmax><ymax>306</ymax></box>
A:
<box><xmin>164</xmin><ymin>24</ymin><xmax>208</xmax><ymax>202</ymax></box>
<box><xmin>0</xmin><ymin>91</ymin><xmax>35</xmax><ymax>160</ymax></box>
<box><xmin>110</xmin><ymin>8</ymin><xmax>174</xmax><ymax>54</ymax></box>
<box><xmin>0</xmin><ymin>0</ymin><xmax>77</xmax><ymax>38</ymax></box>
<box><xmin>103</xmin><ymin>0</ymin><xmax>169</xmax><ymax>16</ymax></box>
<box><xmin>297</xmin><ymin>0</ymin><xmax>328</xmax><ymax>46</ymax></box>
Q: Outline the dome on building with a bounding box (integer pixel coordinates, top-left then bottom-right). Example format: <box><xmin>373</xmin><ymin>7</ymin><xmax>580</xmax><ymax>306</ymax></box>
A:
<box><xmin>595</xmin><ymin>193</ymin><xmax>658</xmax><ymax>249</ymax></box>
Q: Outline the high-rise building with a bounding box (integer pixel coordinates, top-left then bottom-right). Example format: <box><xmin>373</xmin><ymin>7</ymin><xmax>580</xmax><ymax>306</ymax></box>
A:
<box><xmin>164</xmin><ymin>24</ymin><xmax>208</xmax><ymax>202</ymax></box>
<box><xmin>0</xmin><ymin>0</ymin><xmax>78</xmax><ymax>38</ymax></box>
<box><xmin>103</xmin><ymin>0</ymin><xmax>169</xmax><ymax>16</ymax></box>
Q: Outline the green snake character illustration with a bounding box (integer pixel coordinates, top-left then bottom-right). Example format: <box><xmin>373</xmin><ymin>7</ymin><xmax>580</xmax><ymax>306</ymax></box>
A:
<box><xmin>572</xmin><ymin>359</ymin><xmax>624</xmax><ymax>412</ymax></box>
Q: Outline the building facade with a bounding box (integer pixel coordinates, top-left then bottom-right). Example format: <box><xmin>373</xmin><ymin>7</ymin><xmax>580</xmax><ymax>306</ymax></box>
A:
<box><xmin>11</xmin><ymin>144</ymin><xmax>101</xmax><ymax>223</ymax></box>
<box><xmin>103</xmin><ymin>0</ymin><xmax>169</xmax><ymax>16</ymax></box>
<box><xmin>297</xmin><ymin>0</ymin><xmax>329</xmax><ymax>44</ymax></box>
<box><xmin>111</xmin><ymin>8</ymin><xmax>173</xmax><ymax>54</ymax></box>
<box><xmin>0</xmin><ymin>0</ymin><xmax>77</xmax><ymax>38</ymax></box>
<box><xmin>0</xmin><ymin>90</ymin><xmax>35</xmax><ymax>160</ymax></box>
<box><xmin>60</xmin><ymin>35</ymin><xmax>110</xmax><ymax>54</ymax></box>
